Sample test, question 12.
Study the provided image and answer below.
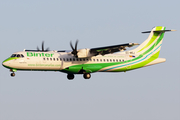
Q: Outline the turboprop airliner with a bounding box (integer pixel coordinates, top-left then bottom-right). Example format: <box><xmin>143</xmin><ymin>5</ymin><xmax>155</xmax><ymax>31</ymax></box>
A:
<box><xmin>2</xmin><ymin>26</ymin><xmax>175</xmax><ymax>80</ymax></box>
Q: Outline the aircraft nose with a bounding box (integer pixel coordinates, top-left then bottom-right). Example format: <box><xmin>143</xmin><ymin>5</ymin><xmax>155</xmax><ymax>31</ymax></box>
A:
<box><xmin>2</xmin><ymin>61</ymin><xmax>7</xmax><ymax>67</ymax></box>
<box><xmin>2</xmin><ymin>60</ymin><xmax>10</xmax><ymax>68</ymax></box>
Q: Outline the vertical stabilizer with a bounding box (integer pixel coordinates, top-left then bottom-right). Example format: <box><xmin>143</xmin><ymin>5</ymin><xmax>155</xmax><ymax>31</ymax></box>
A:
<box><xmin>132</xmin><ymin>26</ymin><xmax>166</xmax><ymax>58</ymax></box>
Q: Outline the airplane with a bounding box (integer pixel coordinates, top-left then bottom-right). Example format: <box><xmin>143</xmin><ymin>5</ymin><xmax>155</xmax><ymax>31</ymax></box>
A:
<box><xmin>2</xmin><ymin>26</ymin><xmax>175</xmax><ymax>80</ymax></box>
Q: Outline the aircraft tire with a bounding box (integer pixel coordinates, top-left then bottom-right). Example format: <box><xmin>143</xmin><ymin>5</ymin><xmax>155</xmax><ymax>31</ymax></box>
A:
<box><xmin>11</xmin><ymin>73</ymin><xmax>15</xmax><ymax>77</ymax></box>
<box><xmin>67</xmin><ymin>74</ymin><xmax>74</xmax><ymax>80</ymax></box>
<box><xmin>83</xmin><ymin>73</ymin><xmax>91</xmax><ymax>79</ymax></box>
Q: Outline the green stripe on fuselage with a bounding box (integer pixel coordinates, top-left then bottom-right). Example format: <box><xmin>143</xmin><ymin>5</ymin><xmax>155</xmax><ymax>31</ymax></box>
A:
<box><xmin>112</xmin><ymin>50</ymin><xmax>160</xmax><ymax>72</ymax></box>
<box><xmin>62</xmin><ymin>51</ymin><xmax>160</xmax><ymax>74</ymax></box>
<box><xmin>3</xmin><ymin>57</ymin><xmax>20</xmax><ymax>63</ymax></box>
<box><xmin>62</xmin><ymin>61</ymin><xmax>127</xmax><ymax>74</ymax></box>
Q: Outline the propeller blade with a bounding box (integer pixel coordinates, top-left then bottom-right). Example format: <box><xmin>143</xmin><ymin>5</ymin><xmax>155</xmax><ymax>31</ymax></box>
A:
<box><xmin>70</xmin><ymin>41</ymin><xmax>75</xmax><ymax>51</ymax></box>
<box><xmin>75</xmin><ymin>40</ymin><xmax>78</xmax><ymax>51</ymax></box>
<box><xmin>37</xmin><ymin>46</ymin><xmax>40</xmax><ymax>51</ymax></box>
<box><xmin>70</xmin><ymin>40</ymin><xmax>79</xmax><ymax>58</ymax></box>
<box><xmin>42</xmin><ymin>41</ymin><xmax>44</xmax><ymax>51</ymax></box>
<box><xmin>45</xmin><ymin>47</ymin><xmax>49</xmax><ymax>52</ymax></box>
<box><xmin>36</xmin><ymin>41</ymin><xmax>49</xmax><ymax>52</ymax></box>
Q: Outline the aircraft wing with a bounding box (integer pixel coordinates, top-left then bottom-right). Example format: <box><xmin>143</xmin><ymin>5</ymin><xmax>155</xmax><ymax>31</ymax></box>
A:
<box><xmin>89</xmin><ymin>43</ymin><xmax>139</xmax><ymax>55</ymax></box>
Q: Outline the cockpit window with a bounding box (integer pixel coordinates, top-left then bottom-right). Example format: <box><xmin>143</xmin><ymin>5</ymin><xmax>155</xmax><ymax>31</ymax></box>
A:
<box><xmin>11</xmin><ymin>54</ymin><xmax>24</xmax><ymax>58</ymax></box>
<box><xmin>11</xmin><ymin>54</ymin><xmax>16</xmax><ymax>57</ymax></box>
<box><xmin>21</xmin><ymin>54</ymin><xmax>24</xmax><ymax>57</ymax></box>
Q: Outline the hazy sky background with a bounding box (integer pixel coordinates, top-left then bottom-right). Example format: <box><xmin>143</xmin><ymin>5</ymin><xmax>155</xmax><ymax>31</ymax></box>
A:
<box><xmin>0</xmin><ymin>0</ymin><xmax>179</xmax><ymax>120</ymax></box>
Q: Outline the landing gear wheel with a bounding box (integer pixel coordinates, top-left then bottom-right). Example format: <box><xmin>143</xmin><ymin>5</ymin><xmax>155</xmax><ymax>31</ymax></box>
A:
<box><xmin>11</xmin><ymin>73</ymin><xmax>15</xmax><ymax>77</ymax></box>
<box><xmin>83</xmin><ymin>73</ymin><xmax>91</xmax><ymax>79</ymax></box>
<box><xmin>67</xmin><ymin>74</ymin><xmax>74</xmax><ymax>80</ymax></box>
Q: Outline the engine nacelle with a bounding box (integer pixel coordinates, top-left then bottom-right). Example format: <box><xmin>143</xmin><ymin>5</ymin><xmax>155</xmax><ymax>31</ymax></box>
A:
<box><xmin>77</xmin><ymin>49</ymin><xmax>93</xmax><ymax>58</ymax></box>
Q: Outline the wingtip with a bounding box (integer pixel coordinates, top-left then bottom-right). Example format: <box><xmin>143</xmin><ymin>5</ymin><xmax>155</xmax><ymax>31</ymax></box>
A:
<box><xmin>134</xmin><ymin>43</ymin><xmax>140</xmax><ymax>45</ymax></box>
<box><xmin>129</xmin><ymin>43</ymin><xmax>139</xmax><ymax>45</ymax></box>
<box><xmin>129</xmin><ymin>43</ymin><xmax>140</xmax><ymax>47</ymax></box>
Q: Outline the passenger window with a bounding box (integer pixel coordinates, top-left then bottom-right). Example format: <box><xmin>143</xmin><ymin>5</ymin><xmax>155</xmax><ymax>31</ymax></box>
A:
<box><xmin>113</xmin><ymin>59</ymin><xmax>115</xmax><ymax>62</ymax></box>
<box><xmin>86</xmin><ymin>59</ymin><xmax>89</xmax><ymax>61</ymax></box>
<box><xmin>107</xmin><ymin>59</ymin><xmax>109</xmax><ymax>62</ymax></box>
<box><xmin>97</xmin><ymin>59</ymin><xmax>99</xmax><ymax>62</ymax></box>
<box><xmin>53</xmin><ymin>58</ymin><xmax>55</xmax><ymax>61</ymax></box>
<box><xmin>47</xmin><ymin>58</ymin><xmax>49</xmax><ymax>60</ymax></box>
<box><xmin>116</xmin><ymin>59</ymin><xmax>118</xmax><ymax>62</ymax></box>
<box><xmin>119</xmin><ymin>59</ymin><xmax>121</xmax><ymax>62</ymax></box>
<box><xmin>50</xmin><ymin>58</ymin><xmax>52</xmax><ymax>61</ymax></box>
<box><xmin>57</xmin><ymin>58</ymin><xmax>59</xmax><ymax>61</ymax></box>
<box><xmin>76</xmin><ymin>58</ymin><xmax>79</xmax><ymax>61</ymax></box>
<box><xmin>67</xmin><ymin>58</ymin><xmax>69</xmax><ymax>61</ymax></box>
<box><xmin>83</xmin><ymin>58</ymin><xmax>85</xmax><ymax>61</ymax></box>
<box><xmin>60</xmin><ymin>58</ymin><xmax>62</xmax><ymax>61</ymax></box>
<box><xmin>90</xmin><ymin>59</ymin><xmax>92</xmax><ymax>61</ymax></box>
<box><xmin>70</xmin><ymin>58</ymin><xmax>72</xmax><ymax>61</ymax></box>
<box><xmin>43</xmin><ymin>58</ymin><xmax>45</xmax><ymax>60</ymax></box>
<box><xmin>110</xmin><ymin>59</ymin><xmax>112</xmax><ymax>62</ymax></box>
<box><xmin>63</xmin><ymin>58</ymin><xmax>65</xmax><ymax>61</ymax></box>
<box><xmin>100</xmin><ymin>59</ymin><xmax>102</xmax><ymax>62</ymax></box>
<box><xmin>104</xmin><ymin>59</ymin><xmax>106</xmax><ymax>62</ymax></box>
<box><xmin>73</xmin><ymin>58</ymin><xmax>75</xmax><ymax>61</ymax></box>
<box><xmin>79</xmin><ymin>58</ymin><xmax>82</xmax><ymax>61</ymax></box>
<box><xmin>122</xmin><ymin>60</ymin><xmax>124</xmax><ymax>62</ymax></box>
<box><xmin>93</xmin><ymin>59</ymin><xmax>95</xmax><ymax>61</ymax></box>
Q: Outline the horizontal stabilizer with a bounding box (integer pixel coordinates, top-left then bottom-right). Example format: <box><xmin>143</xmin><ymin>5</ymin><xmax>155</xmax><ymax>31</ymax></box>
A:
<box><xmin>142</xmin><ymin>29</ymin><xmax>176</xmax><ymax>33</ymax></box>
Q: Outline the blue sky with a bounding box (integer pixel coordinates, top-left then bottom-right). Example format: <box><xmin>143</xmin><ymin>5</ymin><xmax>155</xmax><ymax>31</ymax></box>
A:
<box><xmin>0</xmin><ymin>0</ymin><xmax>179</xmax><ymax>120</ymax></box>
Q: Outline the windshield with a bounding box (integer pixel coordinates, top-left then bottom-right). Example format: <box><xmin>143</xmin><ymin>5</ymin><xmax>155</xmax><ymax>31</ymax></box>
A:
<box><xmin>11</xmin><ymin>54</ymin><xmax>16</xmax><ymax>57</ymax></box>
<box><xmin>11</xmin><ymin>54</ymin><xmax>24</xmax><ymax>58</ymax></box>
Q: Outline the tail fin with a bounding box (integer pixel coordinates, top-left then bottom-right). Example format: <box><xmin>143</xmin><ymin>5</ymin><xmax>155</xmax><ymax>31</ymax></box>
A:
<box><xmin>132</xmin><ymin>26</ymin><xmax>175</xmax><ymax>58</ymax></box>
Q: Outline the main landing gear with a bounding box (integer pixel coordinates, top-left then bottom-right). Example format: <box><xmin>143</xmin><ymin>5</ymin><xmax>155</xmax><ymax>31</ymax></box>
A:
<box><xmin>83</xmin><ymin>73</ymin><xmax>91</xmax><ymax>79</ymax></box>
<box><xmin>67</xmin><ymin>74</ymin><xmax>74</xmax><ymax>80</ymax></box>
<box><xmin>67</xmin><ymin>73</ymin><xmax>91</xmax><ymax>80</ymax></box>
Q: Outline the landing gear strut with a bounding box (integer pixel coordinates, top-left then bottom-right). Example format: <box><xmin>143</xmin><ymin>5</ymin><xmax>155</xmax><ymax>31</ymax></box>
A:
<box><xmin>83</xmin><ymin>73</ymin><xmax>91</xmax><ymax>79</ymax></box>
<box><xmin>11</xmin><ymin>72</ymin><xmax>15</xmax><ymax>77</ymax></box>
<box><xmin>67</xmin><ymin>74</ymin><xmax>74</xmax><ymax>80</ymax></box>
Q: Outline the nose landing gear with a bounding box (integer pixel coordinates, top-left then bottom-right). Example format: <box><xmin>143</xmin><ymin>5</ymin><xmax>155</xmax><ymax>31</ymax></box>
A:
<box><xmin>10</xmin><ymin>69</ymin><xmax>16</xmax><ymax>77</ymax></box>
<box><xmin>11</xmin><ymin>72</ymin><xmax>15</xmax><ymax>77</ymax></box>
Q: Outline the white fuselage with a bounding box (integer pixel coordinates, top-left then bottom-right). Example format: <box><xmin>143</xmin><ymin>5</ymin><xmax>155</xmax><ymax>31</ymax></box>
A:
<box><xmin>4</xmin><ymin>51</ymin><xmax>130</xmax><ymax>71</ymax></box>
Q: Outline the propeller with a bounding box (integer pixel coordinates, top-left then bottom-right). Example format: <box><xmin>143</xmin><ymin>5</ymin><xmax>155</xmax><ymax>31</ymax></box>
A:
<box><xmin>37</xmin><ymin>41</ymin><xmax>49</xmax><ymax>52</ymax></box>
<box><xmin>70</xmin><ymin>40</ymin><xmax>79</xmax><ymax>57</ymax></box>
